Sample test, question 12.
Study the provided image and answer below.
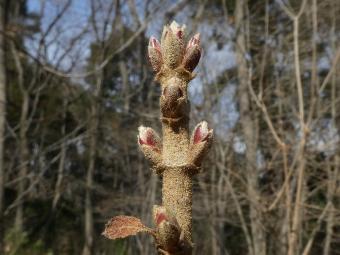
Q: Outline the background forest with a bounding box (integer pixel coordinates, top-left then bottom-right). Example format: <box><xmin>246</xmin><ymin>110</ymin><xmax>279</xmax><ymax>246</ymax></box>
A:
<box><xmin>0</xmin><ymin>0</ymin><xmax>339</xmax><ymax>254</ymax></box>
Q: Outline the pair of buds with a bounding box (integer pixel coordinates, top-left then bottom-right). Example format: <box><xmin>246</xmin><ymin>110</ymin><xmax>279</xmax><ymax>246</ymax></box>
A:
<box><xmin>138</xmin><ymin>121</ymin><xmax>213</xmax><ymax>169</ymax></box>
<box><xmin>148</xmin><ymin>21</ymin><xmax>201</xmax><ymax>73</ymax></box>
<box><xmin>138</xmin><ymin>121</ymin><xmax>212</xmax><ymax>151</ymax></box>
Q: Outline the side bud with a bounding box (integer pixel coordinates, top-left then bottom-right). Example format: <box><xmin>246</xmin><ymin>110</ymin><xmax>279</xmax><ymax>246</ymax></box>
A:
<box><xmin>153</xmin><ymin>206</ymin><xmax>179</xmax><ymax>228</ymax></box>
<box><xmin>161</xmin><ymin>21</ymin><xmax>185</xmax><ymax>69</ymax></box>
<box><xmin>182</xmin><ymin>33</ymin><xmax>201</xmax><ymax>72</ymax></box>
<box><xmin>138</xmin><ymin>126</ymin><xmax>163</xmax><ymax>173</ymax></box>
<box><xmin>192</xmin><ymin>120</ymin><xmax>212</xmax><ymax>144</ymax></box>
<box><xmin>188</xmin><ymin>121</ymin><xmax>213</xmax><ymax>168</ymax></box>
<box><xmin>148</xmin><ymin>36</ymin><xmax>162</xmax><ymax>73</ymax></box>
<box><xmin>138</xmin><ymin>126</ymin><xmax>161</xmax><ymax>149</ymax></box>
<box><xmin>153</xmin><ymin>206</ymin><xmax>181</xmax><ymax>253</ymax></box>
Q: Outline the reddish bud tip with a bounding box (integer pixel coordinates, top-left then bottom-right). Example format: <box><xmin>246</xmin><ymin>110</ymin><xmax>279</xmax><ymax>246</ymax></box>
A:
<box><xmin>169</xmin><ymin>21</ymin><xmax>185</xmax><ymax>40</ymax></box>
<box><xmin>148</xmin><ymin>37</ymin><xmax>162</xmax><ymax>72</ymax></box>
<box><xmin>187</xmin><ymin>33</ymin><xmax>200</xmax><ymax>49</ymax></box>
<box><xmin>193</xmin><ymin>121</ymin><xmax>210</xmax><ymax>144</ymax></box>
<box><xmin>182</xmin><ymin>33</ymin><xmax>201</xmax><ymax>72</ymax></box>
<box><xmin>138</xmin><ymin>126</ymin><xmax>160</xmax><ymax>148</ymax></box>
<box><xmin>177</xmin><ymin>30</ymin><xmax>183</xmax><ymax>39</ymax></box>
<box><xmin>153</xmin><ymin>206</ymin><xmax>168</xmax><ymax>226</ymax></box>
<box><xmin>153</xmin><ymin>206</ymin><xmax>179</xmax><ymax>229</ymax></box>
<box><xmin>149</xmin><ymin>36</ymin><xmax>161</xmax><ymax>50</ymax></box>
<box><xmin>156</xmin><ymin>213</ymin><xmax>167</xmax><ymax>225</ymax></box>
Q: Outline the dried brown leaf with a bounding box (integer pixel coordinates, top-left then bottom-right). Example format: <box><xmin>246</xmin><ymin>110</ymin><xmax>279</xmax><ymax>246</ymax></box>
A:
<box><xmin>102</xmin><ymin>216</ymin><xmax>152</xmax><ymax>240</ymax></box>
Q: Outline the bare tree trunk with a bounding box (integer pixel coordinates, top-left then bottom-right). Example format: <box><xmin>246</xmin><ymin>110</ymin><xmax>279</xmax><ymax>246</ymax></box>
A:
<box><xmin>52</xmin><ymin>88</ymin><xmax>67</xmax><ymax>211</ymax></box>
<box><xmin>323</xmin><ymin>158</ymin><xmax>338</xmax><ymax>255</ymax></box>
<box><xmin>277</xmin><ymin>66</ymin><xmax>289</xmax><ymax>255</ymax></box>
<box><xmin>0</xmin><ymin>0</ymin><xmax>6</xmax><ymax>252</ymax></box>
<box><xmin>15</xmin><ymin>91</ymin><xmax>29</xmax><ymax>232</ymax></box>
<box><xmin>82</xmin><ymin>118</ymin><xmax>96</xmax><ymax>255</ymax></box>
<box><xmin>324</xmin><ymin>25</ymin><xmax>339</xmax><ymax>253</ymax></box>
<box><xmin>119</xmin><ymin>61</ymin><xmax>130</xmax><ymax>112</ymax></box>
<box><xmin>83</xmin><ymin>1</ymin><xmax>116</xmax><ymax>253</ymax></box>
<box><xmin>82</xmin><ymin>68</ymin><xmax>103</xmax><ymax>255</ymax></box>
<box><xmin>11</xmin><ymin>42</ymin><xmax>29</xmax><ymax>233</ymax></box>
<box><xmin>82</xmin><ymin>95</ymin><xmax>97</xmax><ymax>255</ymax></box>
<box><xmin>235</xmin><ymin>1</ymin><xmax>266</xmax><ymax>255</ymax></box>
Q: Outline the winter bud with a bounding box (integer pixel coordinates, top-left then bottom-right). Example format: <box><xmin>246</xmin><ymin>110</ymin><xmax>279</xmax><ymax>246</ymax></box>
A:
<box><xmin>193</xmin><ymin>121</ymin><xmax>211</xmax><ymax>144</ymax></box>
<box><xmin>138</xmin><ymin>126</ymin><xmax>161</xmax><ymax>150</ymax></box>
<box><xmin>148</xmin><ymin>36</ymin><xmax>162</xmax><ymax>73</ymax></box>
<box><xmin>182</xmin><ymin>33</ymin><xmax>201</xmax><ymax>72</ymax></box>
<box><xmin>161</xmin><ymin>21</ymin><xmax>185</xmax><ymax>69</ymax></box>
<box><xmin>187</xmin><ymin>33</ymin><xmax>200</xmax><ymax>50</ymax></box>
<box><xmin>188</xmin><ymin>121</ymin><xmax>213</xmax><ymax>168</ymax></box>
<box><xmin>153</xmin><ymin>206</ymin><xmax>181</xmax><ymax>252</ymax></box>
<box><xmin>153</xmin><ymin>206</ymin><xmax>179</xmax><ymax>227</ymax></box>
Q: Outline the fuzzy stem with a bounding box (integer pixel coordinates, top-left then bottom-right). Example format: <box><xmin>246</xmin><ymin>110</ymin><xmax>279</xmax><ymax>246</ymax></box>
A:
<box><xmin>162</xmin><ymin>167</ymin><xmax>192</xmax><ymax>243</ymax></box>
<box><xmin>162</xmin><ymin>121</ymin><xmax>189</xmax><ymax>166</ymax></box>
<box><xmin>159</xmin><ymin>73</ymin><xmax>194</xmax><ymax>254</ymax></box>
<box><xmin>162</xmin><ymin>119</ymin><xmax>192</xmax><ymax>242</ymax></box>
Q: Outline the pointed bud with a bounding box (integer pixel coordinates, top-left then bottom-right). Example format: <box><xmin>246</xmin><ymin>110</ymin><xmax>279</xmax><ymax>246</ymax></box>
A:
<box><xmin>193</xmin><ymin>121</ymin><xmax>211</xmax><ymax>144</ymax></box>
<box><xmin>155</xmin><ymin>209</ymin><xmax>167</xmax><ymax>226</ymax></box>
<box><xmin>137</xmin><ymin>127</ymin><xmax>163</xmax><ymax>172</ymax></box>
<box><xmin>186</xmin><ymin>33</ymin><xmax>200</xmax><ymax>49</ymax></box>
<box><xmin>138</xmin><ymin>126</ymin><xmax>161</xmax><ymax>150</ymax></box>
<box><xmin>148</xmin><ymin>36</ymin><xmax>162</xmax><ymax>73</ymax></box>
<box><xmin>188</xmin><ymin>121</ymin><xmax>213</xmax><ymax>169</ymax></box>
<box><xmin>153</xmin><ymin>206</ymin><xmax>167</xmax><ymax>226</ymax></box>
<box><xmin>161</xmin><ymin>21</ymin><xmax>185</xmax><ymax>69</ymax></box>
<box><xmin>183</xmin><ymin>33</ymin><xmax>201</xmax><ymax>72</ymax></box>
<box><xmin>150</xmin><ymin>36</ymin><xmax>161</xmax><ymax>50</ymax></box>
<box><xmin>169</xmin><ymin>21</ymin><xmax>185</xmax><ymax>40</ymax></box>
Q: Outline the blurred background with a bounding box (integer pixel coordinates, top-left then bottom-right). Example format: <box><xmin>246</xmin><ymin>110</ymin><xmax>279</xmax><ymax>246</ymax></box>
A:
<box><xmin>0</xmin><ymin>0</ymin><xmax>339</xmax><ymax>254</ymax></box>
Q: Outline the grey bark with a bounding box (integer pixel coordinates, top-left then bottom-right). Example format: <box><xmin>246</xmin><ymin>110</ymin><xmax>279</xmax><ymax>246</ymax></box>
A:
<box><xmin>235</xmin><ymin>1</ymin><xmax>266</xmax><ymax>255</ymax></box>
<box><xmin>0</xmin><ymin>0</ymin><xmax>6</xmax><ymax>252</ymax></box>
<box><xmin>52</xmin><ymin>89</ymin><xmax>67</xmax><ymax>211</ymax></box>
<box><xmin>15</xmin><ymin>91</ymin><xmax>29</xmax><ymax>232</ymax></box>
<box><xmin>82</xmin><ymin>67</ymin><xmax>103</xmax><ymax>255</ymax></box>
<box><xmin>11</xmin><ymin>42</ymin><xmax>29</xmax><ymax>233</ymax></box>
